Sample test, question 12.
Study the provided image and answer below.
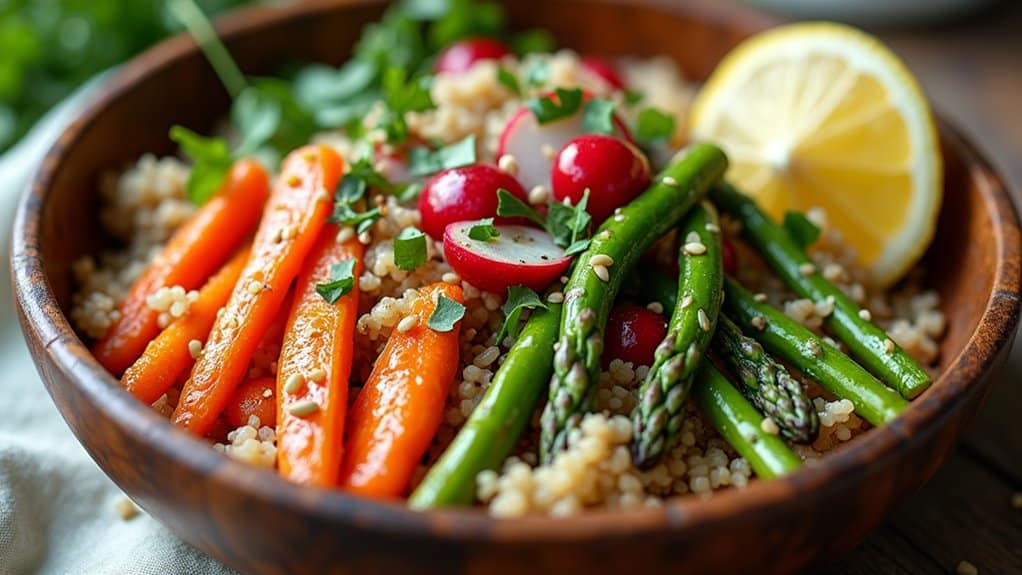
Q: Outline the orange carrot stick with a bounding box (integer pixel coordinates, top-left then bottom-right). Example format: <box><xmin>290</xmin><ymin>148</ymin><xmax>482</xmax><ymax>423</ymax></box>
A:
<box><xmin>339</xmin><ymin>282</ymin><xmax>465</xmax><ymax>498</ymax></box>
<box><xmin>172</xmin><ymin>145</ymin><xmax>344</xmax><ymax>436</ymax></box>
<box><xmin>93</xmin><ymin>160</ymin><xmax>270</xmax><ymax>375</ymax></box>
<box><xmin>225</xmin><ymin>376</ymin><xmax>277</xmax><ymax>429</ymax></box>
<box><xmin>121</xmin><ymin>244</ymin><xmax>250</xmax><ymax>405</ymax></box>
<box><xmin>276</xmin><ymin>224</ymin><xmax>364</xmax><ymax>486</ymax></box>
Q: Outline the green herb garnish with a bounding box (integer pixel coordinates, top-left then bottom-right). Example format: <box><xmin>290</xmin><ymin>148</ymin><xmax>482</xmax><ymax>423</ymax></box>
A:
<box><xmin>497</xmin><ymin>285</ymin><xmax>548</xmax><ymax>341</ymax></box>
<box><xmin>408</xmin><ymin>135</ymin><xmax>477</xmax><ymax>176</ymax></box>
<box><xmin>394</xmin><ymin>227</ymin><xmax>428</xmax><ymax>271</ymax></box>
<box><xmin>467</xmin><ymin>218</ymin><xmax>500</xmax><ymax>241</ymax></box>
<box><xmin>316</xmin><ymin>260</ymin><xmax>357</xmax><ymax>304</ymax></box>
<box><xmin>428</xmin><ymin>295</ymin><xmax>467</xmax><ymax>332</ymax></box>
<box><xmin>525</xmin><ymin>87</ymin><xmax>583</xmax><ymax>124</ymax></box>
<box><xmin>581</xmin><ymin>99</ymin><xmax>616</xmax><ymax>135</ymax></box>
<box><xmin>496</xmin><ymin>189</ymin><xmax>545</xmax><ymax>226</ymax></box>
<box><xmin>497</xmin><ymin>67</ymin><xmax>521</xmax><ymax>96</ymax></box>
<box><xmin>169</xmin><ymin>126</ymin><xmax>234</xmax><ymax>205</ymax></box>
<box><xmin>635</xmin><ymin>107</ymin><xmax>676</xmax><ymax>145</ymax></box>
<box><xmin>783</xmin><ymin>211</ymin><xmax>821</xmax><ymax>250</ymax></box>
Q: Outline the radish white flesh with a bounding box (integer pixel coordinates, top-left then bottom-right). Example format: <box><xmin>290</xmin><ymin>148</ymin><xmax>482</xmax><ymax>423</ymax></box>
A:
<box><xmin>497</xmin><ymin>106</ymin><xmax>630</xmax><ymax>193</ymax></box>
<box><xmin>443</xmin><ymin>222</ymin><xmax>571</xmax><ymax>293</ymax></box>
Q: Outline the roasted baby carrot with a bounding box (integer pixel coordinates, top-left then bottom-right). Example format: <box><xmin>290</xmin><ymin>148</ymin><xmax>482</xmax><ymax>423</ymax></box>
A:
<box><xmin>276</xmin><ymin>225</ymin><xmax>364</xmax><ymax>486</ymax></box>
<box><xmin>92</xmin><ymin>160</ymin><xmax>270</xmax><ymax>375</ymax></box>
<box><xmin>339</xmin><ymin>282</ymin><xmax>465</xmax><ymax>499</ymax></box>
<box><xmin>225</xmin><ymin>376</ymin><xmax>277</xmax><ymax>429</ymax></box>
<box><xmin>121</xmin><ymin>244</ymin><xmax>250</xmax><ymax>405</ymax></box>
<box><xmin>172</xmin><ymin>145</ymin><xmax>344</xmax><ymax>436</ymax></box>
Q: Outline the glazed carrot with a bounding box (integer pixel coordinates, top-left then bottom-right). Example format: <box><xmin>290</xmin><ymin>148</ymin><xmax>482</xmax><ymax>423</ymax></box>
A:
<box><xmin>225</xmin><ymin>376</ymin><xmax>277</xmax><ymax>429</ymax></box>
<box><xmin>339</xmin><ymin>282</ymin><xmax>465</xmax><ymax>498</ymax></box>
<box><xmin>121</xmin><ymin>244</ymin><xmax>250</xmax><ymax>405</ymax></box>
<box><xmin>276</xmin><ymin>225</ymin><xmax>364</xmax><ymax>486</ymax></box>
<box><xmin>172</xmin><ymin>145</ymin><xmax>344</xmax><ymax>436</ymax></box>
<box><xmin>92</xmin><ymin>160</ymin><xmax>270</xmax><ymax>375</ymax></box>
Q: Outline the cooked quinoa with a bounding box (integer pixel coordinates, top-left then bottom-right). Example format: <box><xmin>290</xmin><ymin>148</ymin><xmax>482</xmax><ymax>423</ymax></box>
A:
<box><xmin>71</xmin><ymin>49</ymin><xmax>945</xmax><ymax>517</ymax></box>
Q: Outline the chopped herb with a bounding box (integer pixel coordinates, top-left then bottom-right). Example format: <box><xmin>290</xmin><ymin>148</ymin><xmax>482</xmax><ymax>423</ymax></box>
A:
<box><xmin>525</xmin><ymin>87</ymin><xmax>584</xmax><ymax>124</ymax></box>
<box><xmin>624</xmin><ymin>90</ymin><xmax>644</xmax><ymax>106</ymax></box>
<box><xmin>497</xmin><ymin>285</ymin><xmax>547</xmax><ymax>341</ymax></box>
<box><xmin>546</xmin><ymin>190</ymin><xmax>592</xmax><ymax>248</ymax></box>
<box><xmin>526</xmin><ymin>60</ymin><xmax>550</xmax><ymax>86</ymax></box>
<box><xmin>396</xmin><ymin>182</ymin><xmax>424</xmax><ymax>202</ymax></box>
<box><xmin>408</xmin><ymin>135</ymin><xmax>477</xmax><ymax>176</ymax></box>
<box><xmin>231</xmin><ymin>87</ymin><xmax>282</xmax><ymax>157</ymax></box>
<box><xmin>328</xmin><ymin>157</ymin><xmax>397</xmax><ymax>232</ymax></box>
<box><xmin>635</xmin><ymin>107</ymin><xmax>676</xmax><ymax>145</ymax></box>
<box><xmin>428</xmin><ymin>295</ymin><xmax>466</xmax><ymax>332</ymax></box>
<box><xmin>394</xmin><ymin>227</ymin><xmax>428</xmax><ymax>271</ymax></box>
<box><xmin>425</xmin><ymin>0</ymin><xmax>505</xmax><ymax>51</ymax></box>
<box><xmin>581</xmin><ymin>99</ymin><xmax>616</xmax><ymax>135</ymax></box>
<box><xmin>316</xmin><ymin>260</ymin><xmax>357</xmax><ymax>303</ymax></box>
<box><xmin>467</xmin><ymin>218</ymin><xmax>500</xmax><ymax>241</ymax></box>
<box><xmin>496</xmin><ymin>188</ymin><xmax>545</xmax><ymax>226</ymax></box>
<box><xmin>783</xmin><ymin>211</ymin><xmax>821</xmax><ymax>250</ymax></box>
<box><xmin>564</xmin><ymin>238</ymin><xmax>591</xmax><ymax>256</ymax></box>
<box><xmin>496</xmin><ymin>67</ymin><xmax>521</xmax><ymax>96</ymax></box>
<box><xmin>511</xmin><ymin>29</ymin><xmax>555</xmax><ymax>56</ymax></box>
<box><xmin>378</xmin><ymin>66</ymin><xmax>435</xmax><ymax>143</ymax></box>
<box><xmin>169</xmin><ymin>126</ymin><xmax>234</xmax><ymax>205</ymax></box>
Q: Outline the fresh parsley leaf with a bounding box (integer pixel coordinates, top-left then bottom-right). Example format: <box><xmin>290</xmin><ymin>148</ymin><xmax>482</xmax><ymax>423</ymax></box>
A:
<box><xmin>497</xmin><ymin>285</ymin><xmax>547</xmax><ymax>341</ymax></box>
<box><xmin>581</xmin><ymin>98</ymin><xmax>616</xmax><ymax>135</ymax></box>
<box><xmin>526</xmin><ymin>60</ymin><xmax>550</xmax><ymax>87</ymax></box>
<box><xmin>394</xmin><ymin>227</ymin><xmax>428</xmax><ymax>271</ymax></box>
<box><xmin>497</xmin><ymin>67</ymin><xmax>521</xmax><ymax>96</ymax></box>
<box><xmin>231</xmin><ymin>87</ymin><xmax>282</xmax><ymax>157</ymax></box>
<box><xmin>624</xmin><ymin>90</ymin><xmax>644</xmax><ymax>106</ymax></box>
<box><xmin>316</xmin><ymin>260</ymin><xmax>357</xmax><ymax>304</ymax></box>
<box><xmin>428</xmin><ymin>295</ymin><xmax>466</xmax><ymax>332</ymax></box>
<box><xmin>511</xmin><ymin>29</ymin><xmax>555</xmax><ymax>56</ymax></box>
<box><xmin>330</xmin><ymin>204</ymin><xmax>381</xmax><ymax>234</ymax></box>
<box><xmin>525</xmin><ymin>87</ymin><xmax>584</xmax><ymax>124</ymax></box>
<box><xmin>467</xmin><ymin>218</ymin><xmax>500</xmax><ymax>241</ymax></box>
<box><xmin>545</xmin><ymin>190</ymin><xmax>592</xmax><ymax>248</ymax></box>
<box><xmin>169</xmin><ymin>125</ymin><xmax>234</xmax><ymax>205</ymax></box>
<box><xmin>377</xmin><ymin>66</ymin><xmax>435</xmax><ymax>143</ymax></box>
<box><xmin>635</xmin><ymin>107</ymin><xmax>676</xmax><ymax>145</ymax></box>
<box><xmin>783</xmin><ymin>211</ymin><xmax>821</xmax><ymax>250</ymax></box>
<box><xmin>496</xmin><ymin>189</ymin><xmax>545</xmax><ymax>226</ymax></box>
<box><xmin>397</xmin><ymin>182</ymin><xmax>424</xmax><ymax>202</ymax></box>
<box><xmin>408</xmin><ymin>135</ymin><xmax>477</xmax><ymax>176</ymax></box>
<box><xmin>426</xmin><ymin>0</ymin><xmax>505</xmax><ymax>51</ymax></box>
<box><xmin>564</xmin><ymin>238</ymin><xmax>591</xmax><ymax>256</ymax></box>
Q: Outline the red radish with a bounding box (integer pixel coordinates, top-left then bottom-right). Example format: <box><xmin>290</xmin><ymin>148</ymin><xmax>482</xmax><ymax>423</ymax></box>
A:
<box><xmin>551</xmin><ymin>134</ymin><xmax>651</xmax><ymax>224</ymax></box>
<box><xmin>418</xmin><ymin>164</ymin><xmax>528</xmax><ymax>240</ymax></box>
<box><xmin>581</xmin><ymin>56</ymin><xmax>626</xmax><ymax>91</ymax></box>
<box><xmin>443</xmin><ymin>222</ymin><xmax>571</xmax><ymax>294</ymax></box>
<box><xmin>435</xmin><ymin>37</ymin><xmax>511</xmax><ymax>74</ymax></box>
<box><xmin>603</xmin><ymin>305</ymin><xmax>668</xmax><ymax>368</ymax></box>
<box><xmin>497</xmin><ymin>97</ymin><xmax>632</xmax><ymax>193</ymax></box>
<box><xmin>722</xmin><ymin>235</ymin><xmax>738</xmax><ymax>275</ymax></box>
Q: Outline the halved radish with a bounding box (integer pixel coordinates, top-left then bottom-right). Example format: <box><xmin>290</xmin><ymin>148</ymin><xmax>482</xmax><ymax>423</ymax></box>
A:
<box><xmin>419</xmin><ymin>164</ymin><xmax>528</xmax><ymax>240</ymax></box>
<box><xmin>496</xmin><ymin>97</ymin><xmax>632</xmax><ymax>193</ymax></box>
<box><xmin>581</xmin><ymin>56</ymin><xmax>627</xmax><ymax>91</ymax></box>
<box><xmin>443</xmin><ymin>222</ymin><xmax>571</xmax><ymax>294</ymax></box>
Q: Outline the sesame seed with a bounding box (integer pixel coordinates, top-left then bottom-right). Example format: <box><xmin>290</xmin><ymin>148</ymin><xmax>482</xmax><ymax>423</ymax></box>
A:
<box><xmin>661</xmin><ymin>176</ymin><xmax>678</xmax><ymax>187</ymax></box>
<box><xmin>613</xmin><ymin>214</ymin><xmax>627</xmax><ymax>222</ymax></box>
<box><xmin>541</xmin><ymin>144</ymin><xmax>556</xmax><ymax>160</ymax></box>
<box><xmin>397</xmin><ymin>314</ymin><xmax>419</xmax><ymax>333</ymax></box>
<box><xmin>613</xmin><ymin>207</ymin><xmax>623</xmax><ymax>215</ymax></box>
<box><xmin>592</xmin><ymin>264</ymin><xmax>610</xmax><ymax>282</ymax></box>
<box><xmin>704</xmin><ymin>222</ymin><xmax>720</xmax><ymax>233</ymax></box>
<box><xmin>336</xmin><ymin>226</ymin><xmax>356</xmax><ymax>243</ymax></box>
<box><xmin>598</xmin><ymin>230</ymin><xmax>613</xmax><ymax>240</ymax></box>
<box><xmin>283</xmin><ymin>373</ymin><xmax>304</xmax><ymax>394</ymax></box>
<box><xmin>680</xmin><ymin>295</ymin><xmax>695</xmax><ymax>310</ymax></box>
<box><xmin>287</xmin><ymin>400</ymin><xmax>320</xmax><ymax>417</ymax></box>
<box><xmin>280</xmin><ymin>226</ymin><xmax>296</xmax><ymax>241</ymax></box>
<box><xmin>317</xmin><ymin>191</ymin><xmax>332</xmax><ymax>203</ymax></box>
<box><xmin>957</xmin><ymin>561</ymin><xmax>979</xmax><ymax>575</ymax></box>
<box><xmin>358</xmin><ymin>231</ymin><xmax>372</xmax><ymax>245</ymax></box>
<box><xmin>262</xmin><ymin>388</ymin><xmax>272</xmax><ymax>399</ymax></box>
<box><xmin>302</xmin><ymin>152</ymin><xmax>317</xmax><ymax>163</ymax></box>
<box><xmin>858</xmin><ymin>308</ymin><xmax>873</xmax><ymax>321</ymax></box>
<box><xmin>528</xmin><ymin>185</ymin><xmax>550</xmax><ymax>205</ymax></box>
<box><xmin>442</xmin><ymin>272</ymin><xmax>461</xmax><ymax>285</ymax></box>
<box><xmin>287</xmin><ymin>175</ymin><xmax>301</xmax><ymax>187</ymax></box>
<box><xmin>684</xmin><ymin>242</ymin><xmax>707</xmax><ymax>255</ymax></box>
<box><xmin>497</xmin><ymin>154</ymin><xmax>519</xmax><ymax>176</ymax></box>
<box><xmin>547</xmin><ymin>292</ymin><xmax>565</xmax><ymax>304</ymax></box>
<box><xmin>247</xmin><ymin>280</ymin><xmax>264</xmax><ymax>295</ymax></box>
<box><xmin>799</xmin><ymin>262</ymin><xmax>817</xmax><ymax>276</ymax></box>
<box><xmin>751</xmin><ymin>315</ymin><xmax>767</xmax><ymax>330</ymax></box>
<box><xmin>589</xmin><ymin>254</ymin><xmax>614</xmax><ymax>267</ymax></box>
<box><xmin>308</xmin><ymin>368</ymin><xmax>327</xmax><ymax>383</ymax></box>
<box><xmin>646</xmin><ymin>301</ymin><xmax>664</xmax><ymax>314</ymax></box>
<box><xmin>114</xmin><ymin>497</ymin><xmax>139</xmax><ymax>520</ymax></box>
<box><xmin>560</xmin><ymin>276</ymin><xmax>569</xmax><ymax>284</ymax></box>
<box><xmin>187</xmin><ymin>339</ymin><xmax>203</xmax><ymax>359</ymax></box>
<box><xmin>754</xmin><ymin>293</ymin><xmax>768</xmax><ymax>303</ymax></box>
<box><xmin>697</xmin><ymin>309</ymin><xmax>711</xmax><ymax>332</ymax></box>
<box><xmin>884</xmin><ymin>338</ymin><xmax>896</xmax><ymax>353</ymax></box>
<box><xmin>760</xmin><ymin>418</ymin><xmax>780</xmax><ymax>435</ymax></box>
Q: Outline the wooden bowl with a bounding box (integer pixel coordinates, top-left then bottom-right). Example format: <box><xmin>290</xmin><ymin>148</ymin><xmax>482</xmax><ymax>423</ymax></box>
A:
<box><xmin>10</xmin><ymin>1</ymin><xmax>1021</xmax><ymax>573</ymax></box>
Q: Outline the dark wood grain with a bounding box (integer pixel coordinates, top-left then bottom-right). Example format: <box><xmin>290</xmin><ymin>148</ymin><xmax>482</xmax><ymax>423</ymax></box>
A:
<box><xmin>7</xmin><ymin>1</ymin><xmax>1022</xmax><ymax>574</ymax></box>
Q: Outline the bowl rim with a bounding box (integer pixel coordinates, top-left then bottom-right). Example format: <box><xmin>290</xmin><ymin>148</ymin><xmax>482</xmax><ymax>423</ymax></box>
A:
<box><xmin>11</xmin><ymin>0</ymin><xmax>1022</xmax><ymax>544</ymax></box>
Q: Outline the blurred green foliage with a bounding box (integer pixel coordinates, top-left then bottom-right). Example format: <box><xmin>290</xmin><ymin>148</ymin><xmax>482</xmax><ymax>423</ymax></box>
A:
<box><xmin>0</xmin><ymin>0</ymin><xmax>251</xmax><ymax>153</ymax></box>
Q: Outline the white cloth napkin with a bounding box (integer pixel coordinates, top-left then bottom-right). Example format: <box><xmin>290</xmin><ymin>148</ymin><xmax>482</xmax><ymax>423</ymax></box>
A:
<box><xmin>0</xmin><ymin>76</ymin><xmax>234</xmax><ymax>575</ymax></box>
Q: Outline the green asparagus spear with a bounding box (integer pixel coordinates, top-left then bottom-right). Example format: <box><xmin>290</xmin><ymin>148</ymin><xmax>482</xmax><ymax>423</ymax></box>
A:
<box><xmin>711</xmin><ymin>183</ymin><xmax>930</xmax><ymax>399</ymax></box>
<box><xmin>692</xmin><ymin>363</ymin><xmax>802</xmax><ymax>479</ymax></box>
<box><xmin>631</xmin><ymin>201</ymin><xmax>724</xmax><ymax>468</ymax></box>
<box><xmin>723</xmin><ymin>277</ymin><xmax>907</xmax><ymax>426</ymax></box>
<box><xmin>714</xmin><ymin>315</ymin><xmax>818</xmax><ymax>443</ymax></box>
<box><xmin>409</xmin><ymin>301</ymin><xmax>563</xmax><ymax>509</ymax></box>
<box><xmin>539</xmin><ymin>143</ymin><xmax>729</xmax><ymax>463</ymax></box>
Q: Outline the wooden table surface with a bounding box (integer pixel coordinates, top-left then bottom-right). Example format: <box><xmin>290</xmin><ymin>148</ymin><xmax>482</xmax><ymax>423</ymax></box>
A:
<box><xmin>810</xmin><ymin>2</ymin><xmax>1022</xmax><ymax>573</ymax></box>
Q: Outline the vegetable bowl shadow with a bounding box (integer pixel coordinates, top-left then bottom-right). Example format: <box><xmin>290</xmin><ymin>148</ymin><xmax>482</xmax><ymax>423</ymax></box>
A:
<box><xmin>9</xmin><ymin>1</ymin><xmax>1021</xmax><ymax>574</ymax></box>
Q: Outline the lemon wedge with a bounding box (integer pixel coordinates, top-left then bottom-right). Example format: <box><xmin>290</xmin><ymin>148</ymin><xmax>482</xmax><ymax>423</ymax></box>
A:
<box><xmin>690</xmin><ymin>22</ymin><xmax>942</xmax><ymax>287</ymax></box>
